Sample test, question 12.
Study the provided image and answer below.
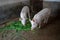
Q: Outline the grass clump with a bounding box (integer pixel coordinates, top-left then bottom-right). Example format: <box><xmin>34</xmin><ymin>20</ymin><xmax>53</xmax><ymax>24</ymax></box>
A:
<box><xmin>0</xmin><ymin>19</ymin><xmax>31</xmax><ymax>32</ymax></box>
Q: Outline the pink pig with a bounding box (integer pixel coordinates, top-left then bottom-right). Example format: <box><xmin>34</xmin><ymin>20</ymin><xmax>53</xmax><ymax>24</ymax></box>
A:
<box><xmin>19</xmin><ymin>6</ymin><xmax>30</xmax><ymax>26</ymax></box>
<box><xmin>30</xmin><ymin>8</ymin><xmax>51</xmax><ymax>30</ymax></box>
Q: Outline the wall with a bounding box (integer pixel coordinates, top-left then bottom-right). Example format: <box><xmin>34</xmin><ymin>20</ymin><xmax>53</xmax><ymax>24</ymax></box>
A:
<box><xmin>0</xmin><ymin>0</ymin><xmax>30</xmax><ymax>24</ymax></box>
<box><xmin>43</xmin><ymin>0</ymin><xmax>60</xmax><ymax>2</ymax></box>
<box><xmin>30</xmin><ymin>0</ymin><xmax>43</xmax><ymax>18</ymax></box>
<box><xmin>43</xmin><ymin>0</ymin><xmax>60</xmax><ymax>17</ymax></box>
<box><xmin>0</xmin><ymin>0</ymin><xmax>30</xmax><ymax>6</ymax></box>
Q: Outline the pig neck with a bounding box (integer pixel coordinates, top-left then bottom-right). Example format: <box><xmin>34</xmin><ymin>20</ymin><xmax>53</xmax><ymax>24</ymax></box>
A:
<box><xmin>34</xmin><ymin>14</ymin><xmax>42</xmax><ymax>24</ymax></box>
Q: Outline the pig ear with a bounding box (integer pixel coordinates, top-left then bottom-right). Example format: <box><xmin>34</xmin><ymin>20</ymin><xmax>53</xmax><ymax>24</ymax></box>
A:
<box><xmin>32</xmin><ymin>19</ymin><xmax>35</xmax><ymax>22</ymax></box>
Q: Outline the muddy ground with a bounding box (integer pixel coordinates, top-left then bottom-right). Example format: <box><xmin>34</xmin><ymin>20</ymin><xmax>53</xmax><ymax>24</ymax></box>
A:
<box><xmin>0</xmin><ymin>17</ymin><xmax>60</xmax><ymax>40</ymax></box>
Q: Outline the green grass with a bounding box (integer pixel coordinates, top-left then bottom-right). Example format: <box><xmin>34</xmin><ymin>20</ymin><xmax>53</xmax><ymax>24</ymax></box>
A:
<box><xmin>0</xmin><ymin>19</ymin><xmax>31</xmax><ymax>32</ymax></box>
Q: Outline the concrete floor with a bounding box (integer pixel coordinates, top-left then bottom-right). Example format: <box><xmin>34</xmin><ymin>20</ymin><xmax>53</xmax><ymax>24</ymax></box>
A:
<box><xmin>0</xmin><ymin>17</ymin><xmax>60</xmax><ymax>40</ymax></box>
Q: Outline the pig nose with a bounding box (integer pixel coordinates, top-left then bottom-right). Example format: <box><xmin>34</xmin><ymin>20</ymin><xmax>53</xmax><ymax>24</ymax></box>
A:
<box><xmin>23</xmin><ymin>23</ymin><xmax>25</xmax><ymax>26</ymax></box>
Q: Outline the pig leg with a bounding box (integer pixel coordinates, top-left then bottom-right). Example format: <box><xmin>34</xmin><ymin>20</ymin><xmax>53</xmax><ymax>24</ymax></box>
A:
<box><xmin>39</xmin><ymin>25</ymin><xmax>41</xmax><ymax>28</ymax></box>
<box><xmin>44</xmin><ymin>17</ymin><xmax>49</xmax><ymax>24</ymax></box>
<box><xmin>39</xmin><ymin>19</ymin><xmax>44</xmax><ymax>28</ymax></box>
<box><xmin>39</xmin><ymin>23</ymin><xmax>41</xmax><ymax>28</ymax></box>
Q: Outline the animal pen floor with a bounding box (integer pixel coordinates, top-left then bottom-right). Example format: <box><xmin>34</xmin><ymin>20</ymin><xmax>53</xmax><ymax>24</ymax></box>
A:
<box><xmin>0</xmin><ymin>17</ymin><xmax>60</xmax><ymax>40</ymax></box>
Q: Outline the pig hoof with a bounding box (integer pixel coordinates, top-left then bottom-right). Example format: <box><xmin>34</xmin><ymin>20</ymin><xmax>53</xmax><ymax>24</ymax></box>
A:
<box><xmin>39</xmin><ymin>26</ymin><xmax>41</xmax><ymax>28</ymax></box>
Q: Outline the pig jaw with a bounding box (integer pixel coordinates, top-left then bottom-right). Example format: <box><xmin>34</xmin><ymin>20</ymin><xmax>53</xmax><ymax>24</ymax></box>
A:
<box><xmin>21</xmin><ymin>19</ymin><xmax>26</xmax><ymax>26</ymax></box>
<box><xmin>30</xmin><ymin>21</ymin><xmax>38</xmax><ymax>30</ymax></box>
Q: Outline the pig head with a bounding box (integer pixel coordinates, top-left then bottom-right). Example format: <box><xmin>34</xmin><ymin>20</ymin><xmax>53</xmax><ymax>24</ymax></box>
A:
<box><xmin>30</xmin><ymin>19</ymin><xmax>38</xmax><ymax>30</ymax></box>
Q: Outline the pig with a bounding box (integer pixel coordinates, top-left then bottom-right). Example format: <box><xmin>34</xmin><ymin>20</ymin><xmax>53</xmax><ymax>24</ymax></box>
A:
<box><xmin>30</xmin><ymin>8</ymin><xmax>51</xmax><ymax>30</ymax></box>
<box><xmin>19</xmin><ymin>6</ymin><xmax>30</xmax><ymax>26</ymax></box>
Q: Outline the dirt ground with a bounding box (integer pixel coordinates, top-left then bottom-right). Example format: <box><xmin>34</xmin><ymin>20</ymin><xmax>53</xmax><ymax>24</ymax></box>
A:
<box><xmin>0</xmin><ymin>17</ymin><xmax>60</xmax><ymax>40</ymax></box>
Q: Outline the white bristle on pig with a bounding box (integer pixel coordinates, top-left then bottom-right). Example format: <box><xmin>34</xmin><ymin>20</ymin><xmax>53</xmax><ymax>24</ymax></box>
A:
<box><xmin>30</xmin><ymin>8</ymin><xmax>51</xmax><ymax>30</ymax></box>
<box><xmin>19</xmin><ymin>6</ymin><xmax>30</xmax><ymax>26</ymax></box>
